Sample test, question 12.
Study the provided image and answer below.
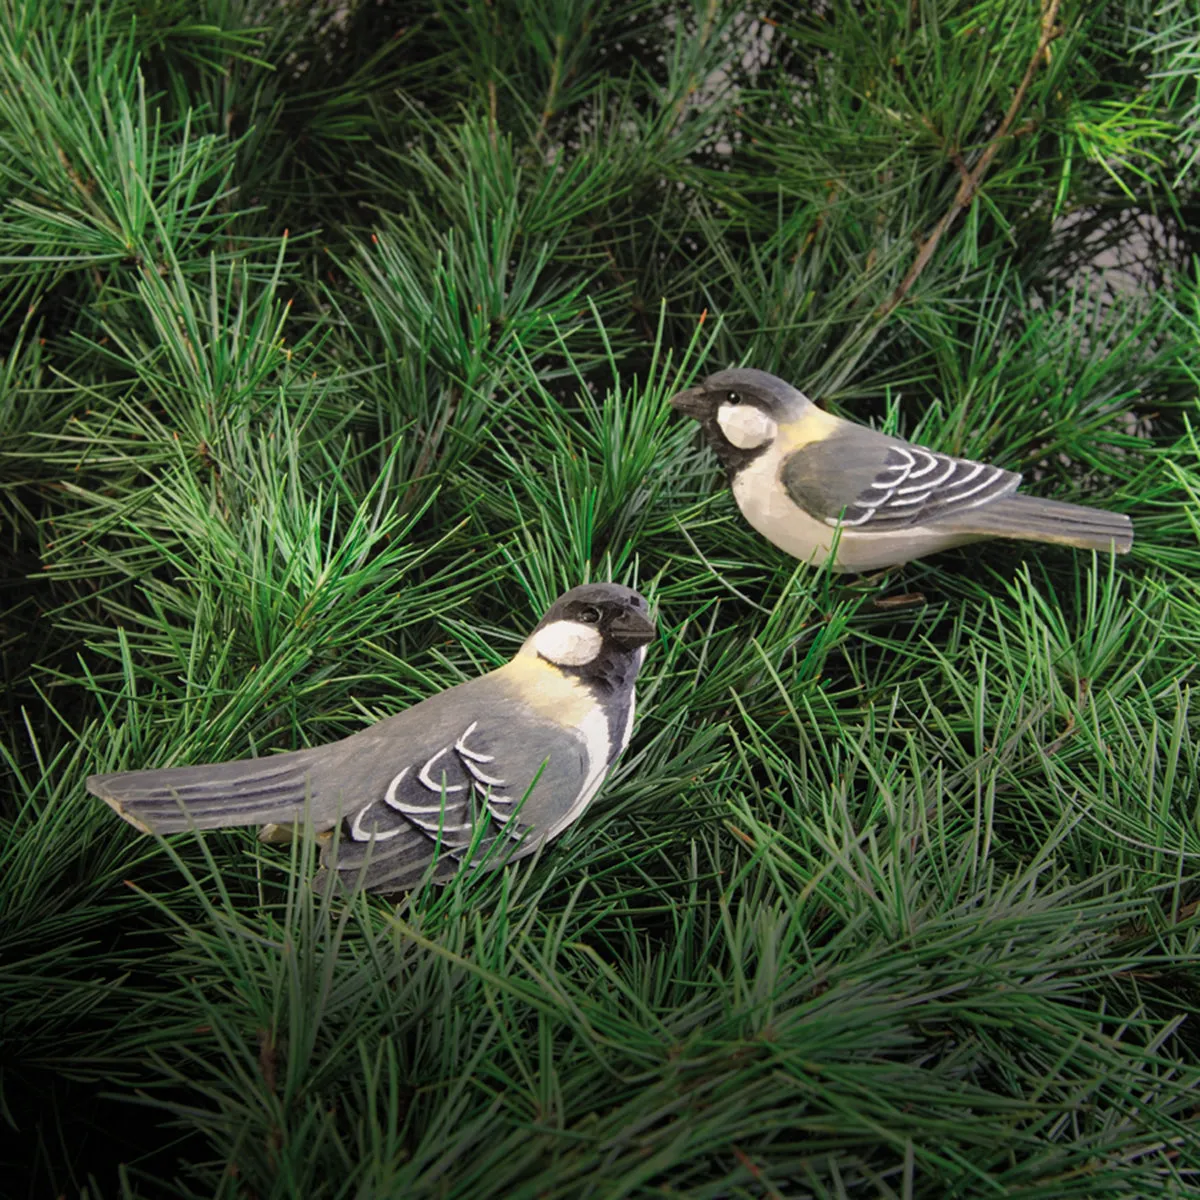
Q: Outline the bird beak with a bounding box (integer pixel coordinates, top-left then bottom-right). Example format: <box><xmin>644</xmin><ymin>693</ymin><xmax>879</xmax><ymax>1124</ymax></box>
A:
<box><xmin>608</xmin><ymin>608</ymin><xmax>657</xmax><ymax>649</ymax></box>
<box><xmin>668</xmin><ymin>386</ymin><xmax>710</xmax><ymax>418</ymax></box>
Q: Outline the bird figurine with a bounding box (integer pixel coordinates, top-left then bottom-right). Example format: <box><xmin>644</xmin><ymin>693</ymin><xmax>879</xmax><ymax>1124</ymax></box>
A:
<box><xmin>670</xmin><ymin>368</ymin><xmax>1134</xmax><ymax>573</ymax></box>
<box><xmin>88</xmin><ymin>583</ymin><xmax>655</xmax><ymax>894</ymax></box>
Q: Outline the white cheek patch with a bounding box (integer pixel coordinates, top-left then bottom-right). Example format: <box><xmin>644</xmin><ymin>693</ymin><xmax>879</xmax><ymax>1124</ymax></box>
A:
<box><xmin>717</xmin><ymin>403</ymin><xmax>777</xmax><ymax>450</ymax></box>
<box><xmin>531</xmin><ymin>620</ymin><xmax>603</xmax><ymax>667</ymax></box>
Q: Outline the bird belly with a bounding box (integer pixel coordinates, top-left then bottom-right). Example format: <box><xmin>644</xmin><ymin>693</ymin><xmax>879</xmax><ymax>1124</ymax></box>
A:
<box><xmin>732</xmin><ymin>454</ymin><xmax>979</xmax><ymax>572</ymax></box>
<box><xmin>545</xmin><ymin>705</ymin><xmax>613</xmax><ymax>840</ymax></box>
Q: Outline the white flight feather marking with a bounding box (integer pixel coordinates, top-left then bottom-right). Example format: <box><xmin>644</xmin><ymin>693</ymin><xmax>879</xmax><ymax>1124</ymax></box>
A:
<box><xmin>383</xmin><ymin>767</ymin><xmax>411</xmax><ymax>810</ymax></box>
<box><xmin>898</xmin><ymin>457</ymin><xmax>956</xmax><ymax>492</ymax></box>
<box><xmin>904</xmin><ymin>452</ymin><xmax>939</xmax><ymax>480</ymax></box>
<box><xmin>354</xmin><ymin>723</ymin><xmax>509</xmax><ymax>843</ymax></box>
<box><xmin>835</xmin><ymin>505</ymin><xmax>878</xmax><ymax>527</ymax></box>
<box><xmin>466</xmin><ymin>759</ymin><xmax>506</xmax><ymax>787</ymax></box>
<box><xmin>487</xmin><ymin>797</ymin><xmax>526</xmax><ymax>837</ymax></box>
<box><xmin>351</xmin><ymin>765</ymin><xmax>417</xmax><ymax>841</ymax></box>
<box><xmin>351</xmin><ymin>801</ymin><xmax>405</xmax><ymax>842</ymax></box>
<box><xmin>875</xmin><ymin>448</ymin><xmax>913</xmax><ymax>479</ymax></box>
<box><xmin>454</xmin><ymin>722</ymin><xmax>494</xmax><ymax>763</ymax></box>
<box><xmin>839</xmin><ymin>450</ymin><xmax>999</xmax><ymax>523</ymax></box>
<box><xmin>949</xmin><ymin>469</ymin><xmax>1002</xmax><ymax>505</ymax></box>
<box><xmin>418</xmin><ymin>747</ymin><xmax>465</xmax><ymax>793</ymax></box>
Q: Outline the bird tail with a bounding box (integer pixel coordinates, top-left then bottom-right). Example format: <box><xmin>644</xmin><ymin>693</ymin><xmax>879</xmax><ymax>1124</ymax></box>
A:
<box><xmin>87</xmin><ymin>747</ymin><xmax>328</xmax><ymax>835</ymax></box>
<box><xmin>947</xmin><ymin>494</ymin><xmax>1133</xmax><ymax>553</ymax></box>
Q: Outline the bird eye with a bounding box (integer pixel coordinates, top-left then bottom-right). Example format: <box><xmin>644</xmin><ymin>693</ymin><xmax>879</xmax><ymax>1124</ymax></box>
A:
<box><xmin>579</xmin><ymin>606</ymin><xmax>601</xmax><ymax>624</ymax></box>
<box><xmin>727</xmin><ymin>391</ymin><xmax>740</xmax><ymax>403</ymax></box>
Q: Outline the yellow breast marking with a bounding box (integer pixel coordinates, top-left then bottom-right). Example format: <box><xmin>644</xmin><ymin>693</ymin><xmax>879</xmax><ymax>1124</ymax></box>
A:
<box><xmin>777</xmin><ymin>405</ymin><xmax>841</xmax><ymax>453</ymax></box>
<box><xmin>497</xmin><ymin>652</ymin><xmax>596</xmax><ymax>724</ymax></box>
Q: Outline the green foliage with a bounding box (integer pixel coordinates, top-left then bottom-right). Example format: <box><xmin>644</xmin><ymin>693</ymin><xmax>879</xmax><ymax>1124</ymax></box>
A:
<box><xmin>2</xmin><ymin>0</ymin><xmax>1198</xmax><ymax>1196</ymax></box>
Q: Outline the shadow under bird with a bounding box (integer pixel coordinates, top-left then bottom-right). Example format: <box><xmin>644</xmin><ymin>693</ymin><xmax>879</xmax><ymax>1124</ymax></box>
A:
<box><xmin>670</xmin><ymin>368</ymin><xmax>1134</xmax><ymax>573</ymax></box>
<box><xmin>88</xmin><ymin>584</ymin><xmax>655</xmax><ymax>894</ymax></box>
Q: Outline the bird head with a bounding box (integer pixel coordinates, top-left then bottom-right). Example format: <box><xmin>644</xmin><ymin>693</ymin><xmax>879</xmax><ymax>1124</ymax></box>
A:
<box><xmin>521</xmin><ymin>583</ymin><xmax>656</xmax><ymax>693</ymax></box>
<box><xmin>669</xmin><ymin>368</ymin><xmax>813</xmax><ymax>475</ymax></box>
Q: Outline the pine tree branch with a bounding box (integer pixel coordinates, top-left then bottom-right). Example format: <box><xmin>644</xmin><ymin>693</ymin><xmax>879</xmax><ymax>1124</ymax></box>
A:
<box><xmin>879</xmin><ymin>0</ymin><xmax>1064</xmax><ymax>317</ymax></box>
<box><xmin>5</xmin><ymin>2</ymin><xmax>1195</xmax><ymax>1193</ymax></box>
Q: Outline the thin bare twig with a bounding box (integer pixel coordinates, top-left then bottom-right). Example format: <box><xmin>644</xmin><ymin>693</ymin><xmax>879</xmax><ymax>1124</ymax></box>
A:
<box><xmin>400</xmin><ymin>386</ymin><xmax>459</xmax><ymax>515</ymax></box>
<box><xmin>665</xmin><ymin>0</ymin><xmax>720</xmax><ymax>133</ymax></box>
<box><xmin>879</xmin><ymin>0</ymin><xmax>1063</xmax><ymax>318</ymax></box>
<box><xmin>535</xmin><ymin>33</ymin><xmax>565</xmax><ymax>146</ymax></box>
<box><xmin>732</xmin><ymin>1144</ymin><xmax>786</xmax><ymax>1200</ymax></box>
<box><xmin>487</xmin><ymin>78</ymin><xmax>498</xmax><ymax>145</ymax></box>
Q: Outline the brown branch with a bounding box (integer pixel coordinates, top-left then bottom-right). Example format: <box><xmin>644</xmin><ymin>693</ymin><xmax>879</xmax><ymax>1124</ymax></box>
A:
<box><xmin>665</xmin><ymin>0</ymin><xmax>719</xmax><ymax>133</ymax></box>
<box><xmin>732</xmin><ymin>1145</ymin><xmax>785</xmax><ymax>1200</ymax></box>
<box><xmin>535</xmin><ymin>33</ymin><xmax>566</xmax><ymax>146</ymax></box>
<box><xmin>487</xmin><ymin>78</ymin><xmax>498</xmax><ymax>145</ymax></box>
<box><xmin>258</xmin><ymin>1026</ymin><xmax>277</xmax><ymax>1095</ymax></box>
<box><xmin>400</xmin><ymin>386</ymin><xmax>459</xmax><ymax>516</ymax></box>
<box><xmin>879</xmin><ymin>0</ymin><xmax>1063</xmax><ymax>318</ymax></box>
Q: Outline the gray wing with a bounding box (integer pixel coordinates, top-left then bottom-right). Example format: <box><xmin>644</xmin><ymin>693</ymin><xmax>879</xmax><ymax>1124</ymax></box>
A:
<box><xmin>781</xmin><ymin>426</ymin><xmax>1020</xmax><ymax>532</ymax></box>
<box><xmin>320</xmin><ymin>713</ymin><xmax>590</xmax><ymax>894</ymax></box>
<box><xmin>90</xmin><ymin>673</ymin><xmax>593</xmax><ymax>895</ymax></box>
